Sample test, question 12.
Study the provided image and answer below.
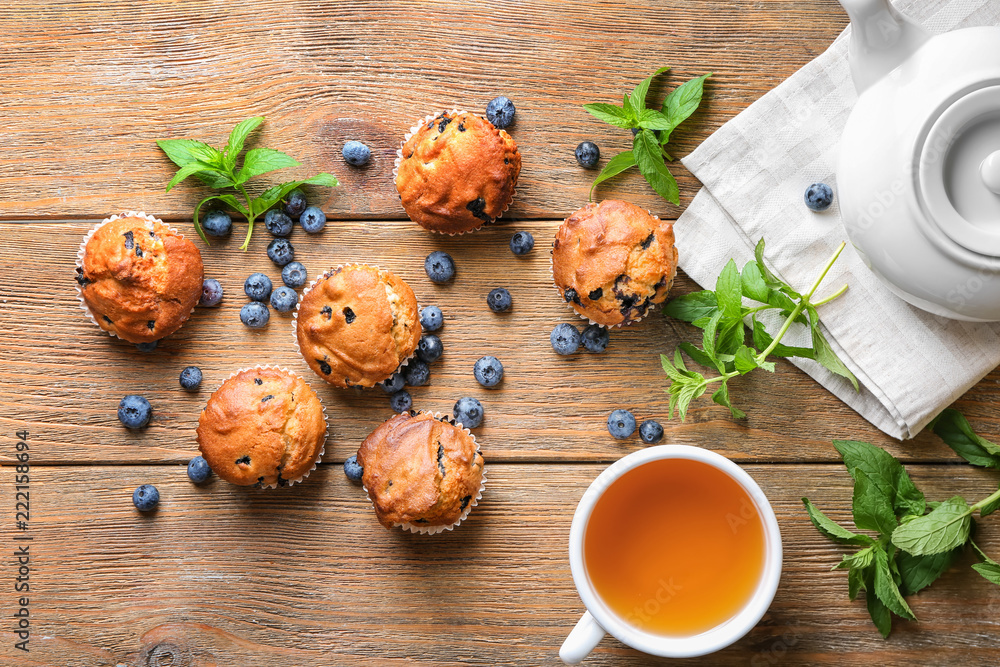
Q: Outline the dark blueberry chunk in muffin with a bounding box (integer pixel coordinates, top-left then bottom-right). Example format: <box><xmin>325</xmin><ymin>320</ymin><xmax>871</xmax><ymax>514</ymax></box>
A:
<box><xmin>320</xmin><ymin>305</ymin><xmax>332</xmax><ymax>320</ymax></box>
<box><xmin>317</xmin><ymin>359</ymin><xmax>332</xmax><ymax>375</ymax></box>
<box><xmin>641</xmin><ymin>232</ymin><xmax>655</xmax><ymax>249</ymax></box>
<box><xmin>235</xmin><ymin>455</ymin><xmax>251</xmax><ymax>465</ymax></box>
<box><xmin>466</xmin><ymin>197</ymin><xmax>493</xmax><ymax>224</ymax></box>
<box><xmin>343</xmin><ymin>307</ymin><xmax>356</xmax><ymax>324</ymax></box>
<box><xmin>563</xmin><ymin>288</ymin><xmax>581</xmax><ymax>305</ymax></box>
<box><xmin>589</xmin><ymin>287</ymin><xmax>603</xmax><ymax>301</ymax></box>
<box><xmin>123</xmin><ymin>230</ymin><xmax>134</xmax><ymax>250</ymax></box>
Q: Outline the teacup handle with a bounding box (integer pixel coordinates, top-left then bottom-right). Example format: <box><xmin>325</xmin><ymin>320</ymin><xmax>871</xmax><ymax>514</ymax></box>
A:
<box><xmin>559</xmin><ymin>611</ymin><xmax>606</xmax><ymax>664</ymax></box>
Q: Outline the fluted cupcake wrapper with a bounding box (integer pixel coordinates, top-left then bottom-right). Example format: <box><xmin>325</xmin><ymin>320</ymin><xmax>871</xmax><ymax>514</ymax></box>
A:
<box><xmin>76</xmin><ymin>211</ymin><xmax>198</xmax><ymax>343</ymax></box>
<box><xmin>217</xmin><ymin>364</ymin><xmax>328</xmax><ymax>490</ymax></box>
<box><xmin>361</xmin><ymin>410</ymin><xmax>486</xmax><ymax>535</ymax></box>
<box><xmin>291</xmin><ymin>264</ymin><xmax>419</xmax><ymax>389</ymax></box>
<box><xmin>393</xmin><ymin>109</ymin><xmax>516</xmax><ymax>236</ymax></box>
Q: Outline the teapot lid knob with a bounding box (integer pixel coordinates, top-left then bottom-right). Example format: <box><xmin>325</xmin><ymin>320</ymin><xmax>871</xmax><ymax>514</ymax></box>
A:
<box><xmin>982</xmin><ymin>151</ymin><xmax>1000</xmax><ymax>195</ymax></box>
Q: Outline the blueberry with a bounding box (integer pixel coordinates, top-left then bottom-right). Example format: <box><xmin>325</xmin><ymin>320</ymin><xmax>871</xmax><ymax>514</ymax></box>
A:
<box><xmin>199</xmin><ymin>278</ymin><xmax>224</xmax><ymax>307</ymax></box>
<box><xmin>343</xmin><ymin>454</ymin><xmax>364</xmax><ymax>483</ymax></box>
<box><xmin>132</xmin><ymin>484</ymin><xmax>159</xmax><ymax>512</ymax></box>
<box><xmin>380</xmin><ymin>372</ymin><xmax>405</xmax><ymax>394</ymax></box>
<box><xmin>270</xmin><ymin>286</ymin><xmax>298</xmax><ymax>313</ymax></box>
<box><xmin>403</xmin><ymin>360</ymin><xmax>430</xmax><ymax>387</ymax></box>
<box><xmin>342</xmin><ymin>140</ymin><xmax>371</xmax><ymax>167</ymax></box>
<box><xmin>284</xmin><ymin>189</ymin><xmax>307</xmax><ymax>219</ymax></box>
<box><xmin>240</xmin><ymin>302</ymin><xmax>270</xmax><ymax>328</ymax></box>
<box><xmin>805</xmin><ymin>182</ymin><xmax>834</xmax><ymax>211</ymax></box>
<box><xmin>607</xmin><ymin>409</ymin><xmax>636</xmax><ymax>439</ymax></box>
<box><xmin>179</xmin><ymin>366</ymin><xmax>202</xmax><ymax>390</ymax></box>
<box><xmin>485</xmin><ymin>96</ymin><xmax>516</xmax><ymax>129</ymax></box>
<box><xmin>135</xmin><ymin>341</ymin><xmax>158</xmax><ymax>353</ymax></box>
<box><xmin>487</xmin><ymin>288</ymin><xmax>512</xmax><ymax>313</ymax></box>
<box><xmin>550</xmin><ymin>323</ymin><xmax>581</xmax><ymax>355</ymax></box>
<box><xmin>281</xmin><ymin>261</ymin><xmax>308</xmax><ymax>288</ymax></box>
<box><xmin>299</xmin><ymin>206</ymin><xmax>327</xmax><ymax>233</ymax></box>
<box><xmin>118</xmin><ymin>395</ymin><xmax>152</xmax><ymax>429</ymax></box>
<box><xmin>202</xmin><ymin>210</ymin><xmax>232</xmax><ymax>237</ymax></box>
<box><xmin>390</xmin><ymin>390</ymin><xmax>413</xmax><ymax>413</ymax></box>
<box><xmin>474</xmin><ymin>355</ymin><xmax>504</xmax><ymax>388</ymax></box>
<box><xmin>264</xmin><ymin>209</ymin><xmax>293</xmax><ymax>237</ymax></box>
<box><xmin>510</xmin><ymin>231</ymin><xmax>534</xmax><ymax>256</ymax></box>
<box><xmin>575</xmin><ymin>141</ymin><xmax>601</xmax><ymax>169</ymax></box>
<box><xmin>420</xmin><ymin>305</ymin><xmax>443</xmax><ymax>332</ymax></box>
<box><xmin>425</xmin><ymin>251</ymin><xmax>456</xmax><ymax>283</ymax></box>
<box><xmin>639</xmin><ymin>420</ymin><xmax>664</xmax><ymax>444</ymax></box>
<box><xmin>187</xmin><ymin>456</ymin><xmax>212</xmax><ymax>484</ymax></box>
<box><xmin>244</xmin><ymin>273</ymin><xmax>273</xmax><ymax>302</ymax></box>
<box><xmin>267</xmin><ymin>238</ymin><xmax>295</xmax><ymax>266</ymax></box>
<box><xmin>417</xmin><ymin>334</ymin><xmax>443</xmax><ymax>363</ymax></box>
<box><xmin>453</xmin><ymin>397</ymin><xmax>484</xmax><ymax>429</ymax></box>
<box><xmin>581</xmin><ymin>324</ymin><xmax>610</xmax><ymax>353</ymax></box>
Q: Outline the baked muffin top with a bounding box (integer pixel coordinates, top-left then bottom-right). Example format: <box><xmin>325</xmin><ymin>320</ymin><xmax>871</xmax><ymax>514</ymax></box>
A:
<box><xmin>357</xmin><ymin>412</ymin><xmax>484</xmax><ymax>530</ymax></box>
<box><xmin>196</xmin><ymin>367</ymin><xmax>326</xmax><ymax>487</ymax></box>
<box><xmin>552</xmin><ymin>200</ymin><xmax>678</xmax><ymax>327</ymax></box>
<box><xmin>395</xmin><ymin>111</ymin><xmax>521</xmax><ymax>234</ymax></box>
<box><xmin>296</xmin><ymin>265</ymin><xmax>420</xmax><ymax>388</ymax></box>
<box><xmin>77</xmin><ymin>215</ymin><xmax>204</xmax><ymax>343</ymax></box>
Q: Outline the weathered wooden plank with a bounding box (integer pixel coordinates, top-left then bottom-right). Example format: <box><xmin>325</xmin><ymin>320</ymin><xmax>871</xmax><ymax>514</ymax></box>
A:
<box><xmin>5</xmin><ymin>221</ymin><xmax>1000</xmax><ymax>465</ymax></box>
<box><xmin>0</xmin><ymin>0</ymin><xmax>848</xmax><ymax>220</ymax></box>
<box><xmin>0</xmin><ymin>463</ymin><xmax>998</xmax><ymax>666</ymax></box>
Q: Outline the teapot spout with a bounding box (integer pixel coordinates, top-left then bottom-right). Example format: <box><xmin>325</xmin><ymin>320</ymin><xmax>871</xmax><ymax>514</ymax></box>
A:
<box><xmin>839</xmin><ymin>0</ymin><xmax>930</xmax><ymax>93</ymax></box>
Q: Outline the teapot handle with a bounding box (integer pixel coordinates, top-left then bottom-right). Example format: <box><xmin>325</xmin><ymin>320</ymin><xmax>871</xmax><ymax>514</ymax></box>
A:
<box><xmin>839</xmin><ymin>0</ymin><xmax>930</xmax><ymax>93</ymax></box>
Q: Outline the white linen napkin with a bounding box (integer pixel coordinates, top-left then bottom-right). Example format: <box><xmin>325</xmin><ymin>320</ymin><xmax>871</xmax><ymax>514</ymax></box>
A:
<box><xmin>675</xmin><ymin>0</ymin><xmax>1000</xmax><ymax>439</ymax></box>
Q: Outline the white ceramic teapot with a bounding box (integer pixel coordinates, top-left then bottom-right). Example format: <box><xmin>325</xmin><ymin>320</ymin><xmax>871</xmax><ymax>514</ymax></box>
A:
<box><xmin>837</xmin><ymin>0</ymin><xmax>1000</xmax><ymax>321</ymax></box>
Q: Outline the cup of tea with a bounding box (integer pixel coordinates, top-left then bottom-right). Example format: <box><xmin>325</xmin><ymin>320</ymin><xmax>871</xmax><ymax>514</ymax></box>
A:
<box><xmin>559</xmin><ymin>445</ymin><xmax>783</xmax><ymax>663</ymax></box>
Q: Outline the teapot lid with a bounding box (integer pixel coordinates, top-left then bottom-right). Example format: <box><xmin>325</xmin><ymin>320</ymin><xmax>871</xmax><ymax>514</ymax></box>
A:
<box><xmin>919</xmin><ymin>85</ymin><xmax>1000</xmax><ymax>257</ymax></box>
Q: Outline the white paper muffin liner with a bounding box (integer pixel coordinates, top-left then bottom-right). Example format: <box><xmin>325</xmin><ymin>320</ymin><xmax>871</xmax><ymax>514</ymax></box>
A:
<box><xmin>548</xmin><ymin>209</ymin><xmax>674</xmax><ymax>329</ymax></box>
<box><xmin>76</xmin><ymin>211</ymin><xmax>199</xmax><ymax>343</ymax></box>
<box><xmin>207</xmin><ymin>365</ymin><xmax>328</xmax><ymax>490</ymax></box>
<box><xmin>393</xmin><ymin>109</ymin><xmax>517</xmax><ymax>236</ymax></box>
<box><xmin>292</xmin><ymin>264</ymin><xmax>420</xmax><ymax>388</ymax></box>
<box><xmin>361</xmin><ymin>411</ymin><xmax>486</xmax><ymax>535</ymax></box>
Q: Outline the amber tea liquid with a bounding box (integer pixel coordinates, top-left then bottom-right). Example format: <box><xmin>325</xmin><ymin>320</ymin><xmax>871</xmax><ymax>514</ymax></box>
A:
<box><xmin>583</xmin><ymin>458</ymin><xmax>766</xmax><ymax>637</ymax></box>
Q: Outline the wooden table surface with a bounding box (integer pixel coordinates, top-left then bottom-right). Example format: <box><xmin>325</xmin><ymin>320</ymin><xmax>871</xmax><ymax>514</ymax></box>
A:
<box><xmin>3</xmin><ymin>1</ymin><xmax>1000</xmax><ymax>665</ymax></box>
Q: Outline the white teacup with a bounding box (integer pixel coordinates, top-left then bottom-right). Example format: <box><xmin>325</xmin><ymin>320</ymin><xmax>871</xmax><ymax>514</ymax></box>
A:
<box><xmin>559</xmin><ymin>445</ymin><xmax>783</xmax><ymax>664</ymax></box>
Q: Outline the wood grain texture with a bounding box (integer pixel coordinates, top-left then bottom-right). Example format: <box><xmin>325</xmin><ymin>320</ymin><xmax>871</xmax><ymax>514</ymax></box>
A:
<box><xmin>0</xmin><ymin>464</ymin><xmax>998</xmax><ymax>666</ymax></box>
<box><xmin>0</xmin><ymin>0</ymin><xmax>848</xmax><ymax>220</ymax></box>
<box><xmin>5</xmin><ymin>221</ymin><xmax>1000</xmax><ymax>465</ymax></box>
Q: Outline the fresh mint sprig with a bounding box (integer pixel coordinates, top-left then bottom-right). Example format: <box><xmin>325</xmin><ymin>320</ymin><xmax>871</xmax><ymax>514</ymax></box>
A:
<box><xmin>157</xmin><ymin>117</ymin><xmax>338</xmax><ymax>250</ymax></box>
<box><xmin>660</xmin><ymin>238</ymin><xmax>857</xmax><ymax>421</ymax></box>
<box><xmin>804</xmin><ymin>412</ymin><xmax>1000</xmax><ymax>637</ymax></box>
<box><xmin>583</xmin><ymin>67</ymin><xmax>710</xmax><ymax>205</ymax></box>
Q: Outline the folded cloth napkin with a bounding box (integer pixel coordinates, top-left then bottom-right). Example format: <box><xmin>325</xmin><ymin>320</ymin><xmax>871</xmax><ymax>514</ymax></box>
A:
<box><xmin>675</xmin><ymin>0</ymin><xmax>1000</xmax><ymax>439</ymax></box>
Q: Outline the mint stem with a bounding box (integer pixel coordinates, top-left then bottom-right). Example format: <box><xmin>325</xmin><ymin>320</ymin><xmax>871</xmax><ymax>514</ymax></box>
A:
<box><xmin>972</xmin><ymin>487</ymin><xmax>1000</xmax><ymax>514</ymax></box>
<box><xmin>236</xmin><ymin>183</ymin><xmax>255</xmax><ymax>251</ymax></box>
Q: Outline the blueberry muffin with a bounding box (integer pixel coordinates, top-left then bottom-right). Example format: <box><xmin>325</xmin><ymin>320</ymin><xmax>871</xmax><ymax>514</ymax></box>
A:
<box><xmin>357</xmin><ymin>411</ymin><xmax>485</xmax><ymax>532</ymax></box>
<box><xmin>295</xmin><ymin>265</ymin><xmax>421</xmax><ymax>388</ymax></box>
<box><xmin>196</xmin><ymin>367</ymin><xmax>326</xmax><ymax>488</ymax></box>
<box><xmin>395</xmin><ymin>111</ymin><xmax>521</xmax><ymax>234</ymax></box>
<box><xmin>552</xmin><ymin>200</ymin><xmax>678</xmax><ymax>327</ymax></box>
<box><xmin>76</xmin><ymin>212</ymin><xmax>204</xmax><ymax>343</ymax></box>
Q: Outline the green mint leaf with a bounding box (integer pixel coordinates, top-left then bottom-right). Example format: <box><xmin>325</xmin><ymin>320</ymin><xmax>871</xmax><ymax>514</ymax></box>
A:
<box><xmin>589</xmin><ymin>151</ymin><xmax>637</xmax><ymax>198</ymax></box>
<box><xmin>848</xmin><ymin>566</ymin><xmax>866</xmax><ymax>601</ymax></box>
<box><xmin>701</xmin><ymin>311</ymin><xmax>722</xmax><ymax>359</ymax></box>
<box><xmin>834</xmin><ymin>545</ymin><xmax>875</xmax><ymax>571</ymax></box>
<box><xmin>711</xmin><ymin>381</ymin><xmax>746</xmax><ymax>419</ymax></box>
<box><xmin>255</xmin><ymin>174</ymin><xmax>340</xmax><ymax>216</ymax></box>
<box><xmin>802</xmin><ymin>498</ymin><xmax>874</xmax><ymax>546</ymax></box>
<box><xmin>971</xmin><ymin>543</ymin><xmax>1000</xmax><ymax>586</ymax></box>
<box><xmin>852</xmin><ymin>469</ymin><xmax>899</xmax><ymax>535</ymax></box>
<box><xmin>929</xmin><ymin>408</ymin><xmax>1000</xmax><ymax>468</ymax></box>
<box><xmin>660</xmin><ymin>353</ymin><xmax>692</xmax><ymax>384</ymax></box>
<box><xmin>733</xmin><ymin>345</ymin><xmax>758</xmax><ymax>375</ymax></box>
<box><xmin>630</xmin><ymin>66</ymin><xmax>670</xmax><ymax>114</ymax></box>
<box><xmin>223</xmin><ymin>116</ymin><xmax>264</xmax><ymax>169</ymax></box>
<box><xmin>622</xmin><ymin>93</ymin><xmax>638</xmax><ymax>122</ymax></box>
<box><xmin>715</xmin><ymin>320</ymin><xmax>746</xmax><ymax>356</ymax></box>
<box><xmin>808</xmin><ymin>308</ymin><xmax>860</xmax><ymax>391</ymax></box>
<box><xmin>662</xmin><ymin>73</ymin><xmax>711</xmax><ymax>131</ymax></box>
<box><xmin>751</xmin><ymin>319</ymin><xmax>815</xmax><ymax>359</ymax></box>
<box><xmin>638</xmin><ymin>109</ymin><xmax>674</xmax><ymax>131</ymax></box>
<box><xmin>766</xmin><ymin>289</ymin><xmax>799</xmax><ymax>314</ymax></box>
<box><xmin>866</xmin><ymin>584</ymin><xmax>892</xmax><ymax>638</ymax></box>
<box><xmin>980</xmin><ymin>487</ymin><xmax>1000</xmax><ymax>517</ymax></box>
<box><xmin>583</xmin><ymin>102</ymin><xmax>634</xmax><ymax>129</ymax></box>
<box><xmin>896</xmin><ymin>548</ymin><xmax>959</xmax><ymax>595</ymax></box>
<box><xmin>632</xmin><ymin>130</ymin><xmax>680</xmax><ymax>205</ymax></box>
<box><xmin>715</xmin><ymin>259</ymin><xmax>743</xmax><ymax>319</ymax></box>
<box><xmin>164</xmin><ymin>161</ymin><xmax>215</xmax><ymax>193</ymax></box>
<box><xmin>678</xmin><ymin>341</ymin><xmax>718</xmax><ymax>370</ymax></box>
<box><xmin>891</xmin><ymin>496</ymin><xmax>972</xmax><ymax>556</ymax></box>
<box><xmin>675</xmin><ymin>379</ymin><xmax>708</xmax><ymax>421</ymax></box>
<box><xmin>157</xmin><ymin>139</ymin><xmax>220</xmax><ymax>168</ymax></box>
<box><xmin>753</xmin><ymin>238</ymin><xmax>784</xmax><ymax>288</ymax></box>
<box><xmin>833</xmin><ymin>440</ymin><xmax>926</xmax><ymax>518</ymax></box>
<box><xmin>740</xmin><ymin>261</ymin><xmax>770</xmax><ymax>302</ymax></box>
<box><xmin>235</xmin><ymin>148</ymin><xmax>300</xmax><ymax>185</ymax></box>
<box><xmin>873</xmin><ymin>546</ymin><xmax>916</xmax><ymax>620</ymax></box>
<box><xmin>663</xmin><ymin>290</ymin><xmax>717</xmax><ymax>322</ymax></box>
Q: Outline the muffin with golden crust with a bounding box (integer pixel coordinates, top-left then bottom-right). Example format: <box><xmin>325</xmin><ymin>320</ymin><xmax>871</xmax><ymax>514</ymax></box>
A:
<box><xmin>196</xmin><ymin>367</ymin><xmax>326</xmax><ymax>488</ymax></box>
<box><xmin>357</xmin><ymin>411</ymin><xmax>485</xmax><ymax>533</ymax></box>
<box><xmin>395</xmin><ymin>110</ymin><xmax>521</xmax><ymax>234</ymax></box>
<box><xmin>552</xmin><ymin>200</ymin><xmax>678</xmax><ymax>327</ymax></box>
<box><xmin>295</xmin><ymin>265</ymin><xmax>420</xmax><ymax>388</ymax></box>
<box><xmin>76</xmin><ymin>212</ymin><xmax>204</xmax><ymax>343</ymax></box>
